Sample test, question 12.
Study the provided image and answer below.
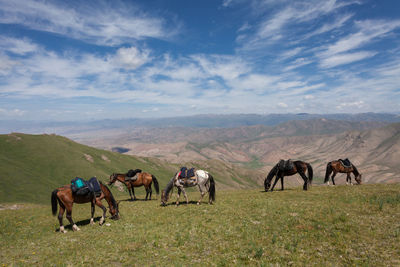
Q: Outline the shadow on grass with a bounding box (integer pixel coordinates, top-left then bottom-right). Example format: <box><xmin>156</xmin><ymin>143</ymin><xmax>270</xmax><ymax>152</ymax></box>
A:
<box><xmin>55</xmin><ymin>216</ymin><xmax>103</xmax><ymax>232</ymax></box>
<box><xmin>160</xmin><ymin>200</ymin><xmax>206</xmax><ymax>207</ymax></box>
<box><xmin>119</xmin><ymin>197</ymin><xmax>159</xmax><ymax>202</ymax></box>
<box><xmin>260</xmin><ymin>188</ymin><xmax>297</xmax><ymax>193</ymax></box>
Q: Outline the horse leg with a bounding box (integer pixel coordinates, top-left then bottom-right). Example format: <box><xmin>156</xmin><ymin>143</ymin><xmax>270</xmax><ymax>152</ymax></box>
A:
<box><xmin>132</xmin><ymin>187</ymin><xmax>137</xmax><ymax>200</ymax></box>
<box><xmin>281</xmin><ymin>177</ymin><xmax>284</xmax><ymax>191</ymax></box>
<box><xmin>347</xmin><ymin>173</ymin><xmax>353</xmax><ymax>185</ymax></box>
<box><xmin>298</xmin><ymin>171</ymin><xmax>308</xmax><ymax>191</ymax></box>
<box><xmin>197</xmin><ymin>185</ymin><xmax>206</xmax><ymax>205</ymax></box>
<box><xmin>176</xmin><ymin>187</ymin><xmax>182</xmax><ymax>206</ymax></box>
<box><xmin>181</xmin><ymin>187</ymin><xmax>189</xmax><ymax>204</ymax></box>
<box><xmin>65</xmin><ymin>206</ymin><xmax>80</xmax><ymax>232</ymax></box>
<box><xmin>331</xmin><ymin>172</ymin><xmax>337</xmax><ymax>186</ymax></box>
<box><xmin>90</xmin><ymin>200</ymin><xmax>95</xmax><ymax>225</ymax></box>
<box><xmin>128</xmin><ymin>187</ymin><xmax>134</xmax><ymax>201</ymax></box>
<box><xmin>149</xmin><ymin>184</ymin><xmax>153</xmax><ymax>200</ymax></box>
<box><xmin>145</xmin><ymin>185</ymin><xmax>152</xmax><ymax>201</ymax></box>
<box><xmin>57</xmin><ymin>203</ymin><xmax>67</xmax><ymax>233</ymax></box>
<box><xmin>95</xmin><ymin>199</ymin><xmax>107</xmax><ymax>225</ymax></box>
<box><xmin>271</xmin><ymin>175</ymin><xmax>280</xmax><ymax>191</ymax></box>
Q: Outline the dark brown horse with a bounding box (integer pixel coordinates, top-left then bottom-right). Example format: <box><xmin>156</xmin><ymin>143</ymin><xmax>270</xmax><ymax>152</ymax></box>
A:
<box><xmin>51</xmin><ymin>181</ymin><xmax>119</xmax><ymax>233</ymax></box>
<box><xmin>108</xmin><ymin>172</ymin><xmax>159</xmax><ymax>201</ymax></box>
<box><xmin>264</xmin><ymin>160</ymin><xmax>313</xmax><ymax>192</ymax></box>
<box><xmin>324</xmin><ymin>160</ymin><xmax>362</xmax><ymax>185</ymax></box>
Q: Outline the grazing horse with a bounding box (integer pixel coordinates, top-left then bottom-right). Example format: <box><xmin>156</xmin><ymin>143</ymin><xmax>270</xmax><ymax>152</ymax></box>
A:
<box><xmin>264</xmin><ymin>160</ymin><xmax>313</xmax><ymax>192</ymax></box>
<box><xmin>161</xmin><ymin>170</ymin><xmax>216</xmax><ymax>206</ymax></box>
<box><xmin>324</xmin><ymin>160</ymin><xmax>362</xmax><ymax>185</ymax></box>
<box><xmin>51</xmin><ymin>181</ymin><xmax>119</xmax><ymax>233</ymax></box>
<box><xmin>108</xmin><ymin>171</ymin><xmax>159</xmax><ymax>201</ymax></box>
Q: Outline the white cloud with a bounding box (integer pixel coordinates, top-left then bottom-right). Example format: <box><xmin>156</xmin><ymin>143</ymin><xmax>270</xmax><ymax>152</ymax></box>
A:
<box><xmin>0</xmin><ymin>0</ymin><xmax>175</xmax><ymax>46</ymax></box>
<box><xmin>113</xmin><ymin>47</ymin><xmax>151</xmax><ymax>70</ymax></box>
<box><xmin>336</xmin><ymin>101</ymin><xmax>364</xmax><ymax>110</ymax></box>
<box><xmin>320</xmin><ymin>51</ymin><xmax>376</xmax><ymax>68</ymax></box>
<box><xmin>277</xmin><ymin>102</ymin><xmax>288</xmax><ymax>108</ymax></box>
<box><xmin>238</xmin><ymin>0</ymin><xmax>351</xmax><ymax>51</ymax></box>
<box><xmin>0</xmin><ymin>37</ymin><xmax>39</xmax><ymax>55</ymax></box>
<box><xmin>304</xmin><ymin>13</ymin><xmax>353</xmax><ymax>39</ymax></box>
<box><xmin>317</xmin><ymin>19</ymin><xmax>400</xmax><ymax>68</ymax></box>
<box><xmin>0</xmin><ymin>108</ymin><xmax>25</xmax><ymax>116</ymax></box>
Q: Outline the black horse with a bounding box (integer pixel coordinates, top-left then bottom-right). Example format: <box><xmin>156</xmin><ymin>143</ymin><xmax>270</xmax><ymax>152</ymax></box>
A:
<box><xmin>264</xmin><ymin>160</ymin><xmax>313</xmax><ymax>192</ymax></box>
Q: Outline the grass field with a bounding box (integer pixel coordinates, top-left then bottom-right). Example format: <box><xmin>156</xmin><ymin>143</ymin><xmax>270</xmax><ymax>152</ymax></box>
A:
<box><xmin>1</xmin><ymin>184</ymin><xmax>399</xmax><ymax>266</ymax></box>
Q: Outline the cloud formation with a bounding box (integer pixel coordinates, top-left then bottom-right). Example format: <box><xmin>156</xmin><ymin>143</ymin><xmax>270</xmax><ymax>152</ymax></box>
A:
<box><xmin>0</xmin><ymin>0</ymin><xmax>399</xmax><ymax>120</ymax></box>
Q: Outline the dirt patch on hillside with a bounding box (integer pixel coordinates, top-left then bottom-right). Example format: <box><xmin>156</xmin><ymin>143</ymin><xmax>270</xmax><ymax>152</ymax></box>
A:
<box><xmin>84</xmin><ymin>153</ymin><xmax>94</xmax><ymax>163</ymax></box>
<box><xmin>0</xmin><ymin>204</ymin><xmax>23</xmax><ymax>211</ymax></box>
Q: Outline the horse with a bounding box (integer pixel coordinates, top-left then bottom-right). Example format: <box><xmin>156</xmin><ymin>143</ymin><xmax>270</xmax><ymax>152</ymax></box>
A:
<box><xmin>51</xmin><ymin>180</ymin><xmax>119</xmax><ymax>233</ymax></box>
<box><xmin>108</xmin><ymin>171</ymin><xmax>159</xmax><ymax>201</ymax></box>
<box><xmin>161</xmin><ymin>169</ymin><xmax>216</xmax><ymax>206</ymax></box>
<box><xmin>264</xmin><ymin>160</ymin><xmax>313</xmax><ymax>192</ymax></box>
<box><xmin>324</xmin><ymin>160</ymin><xmax>362</xmax><ymax>185</ymax></box>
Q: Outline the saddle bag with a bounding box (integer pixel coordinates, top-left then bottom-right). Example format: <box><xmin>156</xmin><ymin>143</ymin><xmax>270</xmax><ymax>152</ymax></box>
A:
<box><xmin>87</xmin><ymin>177</ymin><xmax>102</xmax><ymax>197</ymax></box>
<box><xmin>127</xmin><ymin>169</ymin><xmax>142</xmax><ymax>177</ymax></box>
<box><xmin>71</xmin><ymin>177</ymin><xmax>90</xmax><ymax>196</ymax></box>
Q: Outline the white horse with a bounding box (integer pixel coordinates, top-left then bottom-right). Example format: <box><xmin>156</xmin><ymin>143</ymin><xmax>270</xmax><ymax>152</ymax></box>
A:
<box><xmin>161</xmin><ymin>169</ymin><xmax>216</xmax><ymax>206</ymax></box>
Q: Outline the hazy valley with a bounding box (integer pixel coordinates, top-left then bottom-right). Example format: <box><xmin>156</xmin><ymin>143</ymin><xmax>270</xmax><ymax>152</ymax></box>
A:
<box><xmin>62</xmin><ymin>114</ymin><xmax>400</xmax><ymax>186</ymax></box>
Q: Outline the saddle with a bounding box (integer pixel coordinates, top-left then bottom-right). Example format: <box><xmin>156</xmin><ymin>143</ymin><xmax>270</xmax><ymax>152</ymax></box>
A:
<box><xmin>278</xmin><ymin>159</ymin><xmax>294</xmax><ymax>172</ymax></box>
<box><xmin>177</xmin><ymin>167</ymin><xmax>197</xmax><ymax>186</ymax></box>
<box><xmin>125</xmin><ymin>169</ymin><xmax>142</xmax><ymax>182</ymax></box>
<box><xmin>71</xmin><ymin>177</ymin><xmax>102</xmax><ymax>197</ymax></box>
<box><xmin>339</xmin><ymin>158</ymin><xmax>352</xmax><ymax>168</ymax></box>
<box><xmin>179</xmin><ymin>167</ymin><xmax>195</xmax><ymax>179</ymax></box>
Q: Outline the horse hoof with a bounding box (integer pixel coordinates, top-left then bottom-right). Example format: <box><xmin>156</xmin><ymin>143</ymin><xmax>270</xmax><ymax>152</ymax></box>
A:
<box><xmin>72</xmin><ymin>225</ymin><xmax>80</xmax><ymax>231</ymax></box>
<box><xmin>197</xmin><ymin>202</ymin><xmax>200</xmax><ymax>205</ymax></box>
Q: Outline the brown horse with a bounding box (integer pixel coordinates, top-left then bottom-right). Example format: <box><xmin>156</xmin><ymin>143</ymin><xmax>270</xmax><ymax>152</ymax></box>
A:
<box><xmin>51</xmin><ymin>181</ymin><xmax>119</xmax><ymax>233</ymax></box>
<box><xmin>264</xmin><ymin>160</ymin><xmax>313</xmax><ymax>192</ymax></box>
<box><xmin>324</xmin><ymin>160</ymin><xmax>362</xmax><ymax>185</ymax></box>
<box><xmin>108</xmin><ymin>171</ymin><xmax>159</xmax><ymax>201</ymax></box>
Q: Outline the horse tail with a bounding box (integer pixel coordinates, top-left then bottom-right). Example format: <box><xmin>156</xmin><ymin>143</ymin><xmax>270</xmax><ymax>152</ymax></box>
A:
<box><xmin>51</xmin><ymin>189</ymin><xmax>59</xmax><ymax>216</ymax></box>
<box><xmin>307</xmin><ymin>163</ymin><xmax>313</xmax><ymax>185</ymax></box>
<box><xmin>265</xmin><ymin>164</ymin><xmax>278</xmax><ymax>190</ymax></box>
<box><xmin>324</xmin><ymin>162</ymin><xmax>332</xmax><ymax>183</ymax></box>
<box><xmin>152</xmin><ymin>175</ymin><xmax>160</xmax><ymax>194</ymax></box>
<box><xmin>208</xmin><ymin>174</ymin><xmax>216</xmax><ymax>202</ymax></box>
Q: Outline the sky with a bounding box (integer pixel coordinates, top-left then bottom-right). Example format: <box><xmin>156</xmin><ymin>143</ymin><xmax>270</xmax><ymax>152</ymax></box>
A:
<box><xmin>0</xmin><ymin>0</ymin><xmax>400</xmax><ymax>121</ymax></box>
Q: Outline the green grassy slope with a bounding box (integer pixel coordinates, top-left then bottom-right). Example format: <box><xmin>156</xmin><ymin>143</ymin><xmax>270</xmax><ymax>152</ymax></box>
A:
<box><xmin>0</xmin><ymin>184</ymin><xmax>399</xmax><ymax>266</ymax></box>
<box><xmin>0</xmin><ymin>133</ymin><xmax>179</xmax><ymax>203</ymax></box>
<box><xmin>0</xmin><ymin>133</ymin><xmax>261</xmax><ymax>204</ymax></box>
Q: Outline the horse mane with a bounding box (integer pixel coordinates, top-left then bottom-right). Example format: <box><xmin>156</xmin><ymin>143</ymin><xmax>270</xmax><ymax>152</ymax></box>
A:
<box><xmin>352</xmin><ymin>165</ymin><xmax>360</xmax><ymax>176</ymax></box>
<box><xmin>100</xmin><ymin>181</ymin><xmax>118</xmax><ymax>210</ymax></box>
<box><xmin>163</xmin><ymin>176</ymin><xmax>175</xmax><ymax>201</ymax></box>
<box><xmin>265</xmin><ymin>163</ymin><xmax>279</xmax><ymax>183</ymax></box>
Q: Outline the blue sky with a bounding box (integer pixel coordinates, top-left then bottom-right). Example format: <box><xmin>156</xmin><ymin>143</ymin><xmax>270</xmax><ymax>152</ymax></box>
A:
<box><xmin>0</xmin><ymin>0</ymin><xmax>400</xmax><ymax>121</ymax></box>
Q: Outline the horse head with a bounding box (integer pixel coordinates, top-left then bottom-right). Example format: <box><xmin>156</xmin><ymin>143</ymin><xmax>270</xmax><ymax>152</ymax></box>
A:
<box><xmin>110</xmin><ymin>200</ymin><xmax>121</xmax><ymax>220</ymax></box>
<box><xmin>355</xmin><ymin>174</ymin><xmax>362</xmax><ymax>185</ymax></box>
<box><xmin>264</xmin><ymin>179</ymin><xmax>271</xmax><ymax>192</ymax></box>
<box><xmin>160</xmin><ymin>190</ymin><xmax>168</xmax><ymax>206</ymax></box>
<box><xmin>108</xmin><ymin>173</ymin><xmax>117</xmax><ymax>185</ymax></box>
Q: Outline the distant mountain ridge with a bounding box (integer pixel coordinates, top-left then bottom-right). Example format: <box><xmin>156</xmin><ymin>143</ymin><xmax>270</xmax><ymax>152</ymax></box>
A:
<box><xmin>1</xmin><ymin>112</ymin><xmax>399</xmax><ymax>134</ymax></box>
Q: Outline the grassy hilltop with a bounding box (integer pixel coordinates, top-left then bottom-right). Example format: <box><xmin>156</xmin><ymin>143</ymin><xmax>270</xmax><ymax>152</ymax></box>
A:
<box><xmin>0</xmin><ymin>185</ymin><xmax>399</xmax><ymax>266</ymax></box>
<box><xmin>0</xmin><ymin>133</ymin><xmax>260</xmax><ymax>204</ymax></box>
